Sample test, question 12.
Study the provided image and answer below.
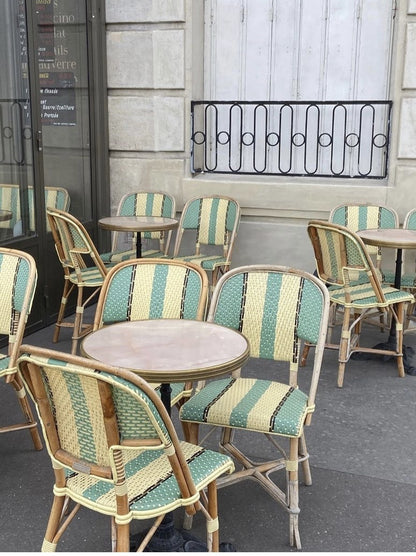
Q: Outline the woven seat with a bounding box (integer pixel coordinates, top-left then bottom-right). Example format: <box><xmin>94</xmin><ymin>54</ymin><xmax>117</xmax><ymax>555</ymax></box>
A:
<box><xmin>17</xmin><ymin>345</ymin><xmax>234</xmax><ymax>552</ymax></box>
<box><xmin>171</xmin><ymin>195</ymin><xmax>241</xmax><ymax>287</ymax></box>
<box><xmin>100</xmin><ymin>191</ymin><xmax>176</xmax><ymax>263</ymax></box>
<box><xmin>0</xmin><ymin>247</ymin><xmax>42</xmax><ymax>450</ymax></box>
<box><xmin>92</xmin><ymin>258</ymin><xmax>209</xmax><ymax>408</ymax></box>
<box><xmin>180</xmin><ymin>265</ymin><xmax>330</xmax><ymax>549</ymax></box>
<box><xmin>301</xmin><ymin>220</ymin><xmax>415</xmax><ymax>387</ymax></box>
<box><xmin>47</xmin><ymin>208</ymin><xmax>109</xmax><ymax>354</ymax></box>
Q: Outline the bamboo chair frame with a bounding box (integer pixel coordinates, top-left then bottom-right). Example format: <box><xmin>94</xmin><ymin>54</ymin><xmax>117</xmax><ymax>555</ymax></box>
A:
<box><xmin>172</xmin><ymin>195</ymin><xmax>241</xmax><ymax>287</ymax></box>
<box><xmin>0</xmin><ymin>247</ymin><xmax>42</xmax><ymax>449</ymax></box>
<box><xmin>17</xmin><ymin>344</ymin><xmax>234</xmax><ymax>552</ymax></box>
<box><xmin>301</xmin><ymin>220</ymin><xmax>415</xmax><ymax>387</ymax></box>
<box><xmin>180</xmin><ymin>264</ymin><xmax>330</xmax><ymax>549</ymax></box>
<box><xmin>47</xmin><ymin>208</ymin><xmax>109</xmax><ymax>355</ymax></box>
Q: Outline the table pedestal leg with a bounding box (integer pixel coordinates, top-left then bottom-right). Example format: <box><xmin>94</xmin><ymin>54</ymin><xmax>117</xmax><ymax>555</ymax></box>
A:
<box><xmin>136</xmin><ymin>231</ymin><xmax>142</xmax><ymax>258</ymax></box>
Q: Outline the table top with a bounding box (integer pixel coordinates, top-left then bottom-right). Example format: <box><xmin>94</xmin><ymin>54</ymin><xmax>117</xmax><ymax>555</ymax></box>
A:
<box><xmin>358</xmin><ymin>228</ymin><xmax>416</xmax><ymax>249</ymax></box>
<box><xmin>99</xmin><ymin>215</ymin><xmax>178</xmax><ymax>233</ymax></box>
<box><xmin>0</xmin><ymin>209</ymin><xmax>12</xmax><ymax>222</ymax></box>
<box><xmin>81</xmin><ymin>319</ymin><xmax>250</xmax><ymax>383</ymax></box>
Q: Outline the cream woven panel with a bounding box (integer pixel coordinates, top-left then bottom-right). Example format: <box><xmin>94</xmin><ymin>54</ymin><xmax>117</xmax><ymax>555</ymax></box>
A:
<box><xmin>0</xmin><ymin>256</ymin><xmax>18</xmax><ymax>334</ymax></box>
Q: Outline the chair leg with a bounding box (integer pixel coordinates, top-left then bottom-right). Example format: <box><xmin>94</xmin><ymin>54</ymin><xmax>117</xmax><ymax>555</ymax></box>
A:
<box><xmin>115</xmin><ymin>523</ymin><xmax>130</xmax><ymax>552</ymax></box>
<box><xmin>298</xmin><ymin>433</ymin><xmax>311</xmax><ymax>486</ymax></box>
<box><xmin>395</xmin><ymin>302</ymin><xmax>406</xmax><ymax>378</ymax></box>
<box><xmin>53</xmin><ymin>280</ymin><xmax>74</xmax><ymax>343</ymax></box>
<box><xmin>42</xmin><ymin>494</ymin><xmax>67</xmax><ymax>552</ymax></box>
<box><xmin>207</xmin><ymin>480</ymin><xmax>219</xmax><ymax>552</ymax></box>
<box><xmin>7</xmin><ymin>374</ymin><xmax>42</xmax><ymax>450</ymax></box>
<box><xmin>288</xmin><ymin>438</ymin><xmax>301</xmax><ymax>549</ymax></box>
<box><xmin>337</xmin><ymin>306</ymin><xmax>352</xmax><ymax>388</ymax></box>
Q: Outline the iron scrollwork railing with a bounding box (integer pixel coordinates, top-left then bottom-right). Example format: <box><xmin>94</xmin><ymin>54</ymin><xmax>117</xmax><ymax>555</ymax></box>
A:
<box><xmin>191</xmin><ymin>100</ymin><xmax>392</xmax><ymax>179</ymax></box>
<box><xmin>0</xmin><ymin>98</ymin><xmax>32</xmax><ymax>166</ymax></box>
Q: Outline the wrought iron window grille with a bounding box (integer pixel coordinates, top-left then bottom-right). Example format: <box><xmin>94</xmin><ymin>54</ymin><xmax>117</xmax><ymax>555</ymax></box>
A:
<box><xmin>191</xmin><ymin>100</ymin><xmax>392</xmax><ymax>179</ymax></box>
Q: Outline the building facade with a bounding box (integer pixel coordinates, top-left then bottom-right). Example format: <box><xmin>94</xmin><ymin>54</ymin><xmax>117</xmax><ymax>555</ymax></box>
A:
<box><xmin>105</xmin><ymin>0</ymin><xmax>416</xmax><ymax>272</ymax></box>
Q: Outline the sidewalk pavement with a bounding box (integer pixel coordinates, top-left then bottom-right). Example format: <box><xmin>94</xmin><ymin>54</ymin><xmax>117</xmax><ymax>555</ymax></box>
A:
<box><xmin>1</xmin><ymin>312</ymin><xmax>416</xmax><ymax>552</ymax></box>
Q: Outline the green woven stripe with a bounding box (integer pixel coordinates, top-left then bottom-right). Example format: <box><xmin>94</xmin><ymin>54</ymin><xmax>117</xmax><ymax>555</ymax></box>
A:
<box><xmin>120</xmin><ymin>194</ymin><xmax>136</xmax><ymax>216</ymax></box>
<box><xmin>297</xmin><ymin>278</ymin><xmax>324</xmax><ymax>344</ymax></box>
<box><xmin>270</xmin><ymin>387</ymin><xmax>308</xmax><ymax>436</ymax></box>
<box><xmin>14</xmin><ymin>257</ymin><xmax>30</xmax><ymax>312</ymax></box>
<box><xmin>149</xmin><ymin>264</ymin><xmax>170</xmax><ymax>317</ymax></box>
<box><xmin>212</xmin><ymin>273</ymin><xmax>245</xmax><ymax>331</ymax></box>
<box><xmin>102</xmin><ymin>266</ymin><xmax>132</xmax><ymax>323</ymax></box>
<box><xmin>323</xmin><ymin>228</ymin><xmax>340</xmax><ymax>280</ymax></box>
<box><xmin>182</xmin><ymin>198</ymin><xmax>201</xmax><ymax>229</ymax></box>
<box><xmin>200</xmin><ymin>256</ymin><xmax>226</xmax><ymax>270</ymax></box>
<box><xmin>406</xmin><ymin>211</ymin><xmax>416</xmax><ymax>230</ymax></box>
<box><xmin>181</xmin><ymin>269</ymin><xmax>202</xmax><ymax>319</ymax></box>
<box><xmin>0</xmin><ymin>354</ymin><xmax>11</xmax><ymax>371</ymax></box>
<box><xmin>226</xmin><ymin>200</ymin><xmax>238</xmax><ymax>231</ymax></box>
<box><xmin>259</xmin><ymin>272</ymin><xmax>281</xmax><ymax>359</ymax></box>
<box><xmin>379</xmin><ymin>208</ymin><xmax>396</xmax><ymax>227</ymax></box>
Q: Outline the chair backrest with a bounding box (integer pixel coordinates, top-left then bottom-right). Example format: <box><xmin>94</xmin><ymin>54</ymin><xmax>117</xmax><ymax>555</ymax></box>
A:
<box><xmin>207</xmin><ymin>264</ymin><xmax>330</xmax><ymax>417</ymax></box>
<box><xmin>307</xmin><ymin>219</ymin><xmax>388</xmax><ymax>302</ymax></box>
<box><xmin>17</xmin><ymin>345</ymin><xmax>197</xmax><ymax>498</ymax></box>
<box><xmin>0</xmin><ymin>184</ymin><xmax>70</xmax><ymax>233</ymax></box>
<box><xmin>404</xmin><ymin>208</ymin><xmax>416</xmax><ymax>230</ymax></box>
<box><xmin>114</xmin><ymin>191</ymin><xmax>176</xmax><ymax>254</ymax></box>
<box><xmin>173</xmin><ymin>195</ymin><xmax>241</xmax><ymax>260</ymax></box>
<box><xmin>93</xmin><ymin>258</ymin><xmax>208</xmax><ymax>329</ymax></box>
<box><xmin>329</xmin><ymin>203</ymin><xmax>398</xmax><ymax>266</ymax></box>
<box><xmin>0</xmin><ymin>248</ymin><xmax>37</xmax><ymax>366</ymax></box>
<box><xmin>47</xmin><ymin>207</ymin><xmax>107</xmax><ymax>280</ymax></box>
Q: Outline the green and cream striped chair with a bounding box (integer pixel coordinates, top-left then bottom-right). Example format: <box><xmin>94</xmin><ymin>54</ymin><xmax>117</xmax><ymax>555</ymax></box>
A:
<box><xmin>301</xmin><ymin>220</ymin><xmax>414</xmax><ymax>387</ymax></box>
<box><xmin>17</xmin><ymin>345</ymin><xmax>234</xmax><ymax>552</ymax></box>
<box><xmin>92</xmin><ymin>258</ymin><xmax>209</xmax><ymax>409</ymax></box>
<box><xmin>100</xmin><ymin>191</ymin><xmax>176</xmax><ymax>263</ymax></box>
<box><xmin>0</xmin><ymin>247</ymin><xmax>42</xmax><ymax>450</ymax></box>
<box><xmin>180</xmin><ymin>265</ymin><xmax>330</xmax><ymax>549</ymax></box>
<box><xmin>172</xmin><ymin>195</ymin><xmax>241</xmax><ymax>287</ymax></box>
<box><xmin>47</xmin><ymin>208</ymin><xmax>109</xmax><ymax>355</ymax></box>
<box><xmin>0</xmin><ymin>184</ymin><xmax>70</xmax><ymax>236</ymax></box>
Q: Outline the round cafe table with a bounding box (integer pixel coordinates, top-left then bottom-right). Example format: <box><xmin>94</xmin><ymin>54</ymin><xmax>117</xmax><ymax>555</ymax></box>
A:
<box><xmin>99</xmin><ymin>215</ymin><xmax>178</xmax><ymax>258</ymax></box>
<box><xmin>358</xmin><ymin>228</ymin><xmax>416</xmax><ymax>375</ymax></box>
<box><xmin>81</xmin><ymin>318</ymin><xmax>250</xmax><ymax>551</ymax></box>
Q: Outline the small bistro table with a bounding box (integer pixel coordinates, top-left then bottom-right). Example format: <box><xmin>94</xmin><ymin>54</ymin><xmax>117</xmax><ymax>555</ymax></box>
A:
<box><xmin>98</xmin><ymin>215</ymin><xmax>178</xmax><ymax>258</ymax></box>
<box><xmin>358</xmin><ymin>228</ymin><xmax>416</xmax><ymax>375</ymax></box>
<box><xmin>81</xmin><ymin>318</ymin><xmax>250</xmax><ymax>551</ymax></box>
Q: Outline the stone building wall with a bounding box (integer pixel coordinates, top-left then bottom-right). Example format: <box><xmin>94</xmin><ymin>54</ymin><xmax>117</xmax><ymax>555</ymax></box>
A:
<box><xmin>105</xmin><ymin>0</ymin><xmax>416</xmax><ymax>272</ymax></box>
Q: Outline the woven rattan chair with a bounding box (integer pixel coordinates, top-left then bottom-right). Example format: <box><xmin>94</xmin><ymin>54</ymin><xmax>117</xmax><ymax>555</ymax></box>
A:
<box><xmin>0</xmin><ymin>248</ymin><xmax>42</xmax><ymax>449</ymax></box>
<box><xmin>17</xmin><ymin>344</ymin><xmax>234</xmax><ymax>552</ymax></box>
<box><xmin>100</xmin><ymin>191</ymin><xmax>176</xmax><ymax>263</ymax></box>
<box><xmin>47</xmin><ymin>208</ymin><xmax>109</xmax><ymax>355</ymax></box>
<box><xmin>329</xmin><ymin>203</ymin><xmax>399</xmax><ymax>333</ymax></box>
<box><xmin>171</xmin><ymin>195</ymin><xmax>241</xmax><ymax>287</ymax></box>
<box><xmin>92</xmin><ymin>258</ymin><xmax>209</xmax><ymax>408</ymax></box>
<box><xmin>180</xmin><ymin>265</ymin><xmax>330</xmax><ymax>549</ymax></box>
<box><xmin>301</xmin><ymin>220</ymin><xmax>414</xmax><ymax>387</ymax></box>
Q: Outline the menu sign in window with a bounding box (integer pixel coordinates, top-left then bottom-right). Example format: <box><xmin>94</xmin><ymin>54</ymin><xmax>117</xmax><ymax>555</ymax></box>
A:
<box><xmin>40</xmin><ymin>72</ymin><xmax>76</xmax><ymax>126</ymax></box>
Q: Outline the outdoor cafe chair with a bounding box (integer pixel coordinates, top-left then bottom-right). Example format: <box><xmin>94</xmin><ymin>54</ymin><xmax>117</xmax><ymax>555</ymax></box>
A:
<box><xmin>180</xmin><ymin>265</ymin><xmax>330</xmax><ymax>549</ymax></box>
<box><xmin>301</xmin><ymin>220</ymin><xmax>414</xmax><ymax>387</ymax></box>
<box><xmin>0</xmin><ymin>247</ymin><xmax>42</xmax><ymax>450</ymax></box>
<box><xmin>100</xmin><ymin>191</ymin><xmax>176</xmax><ymax>263</ymax></box>
<box><xmin>47</xmin><ymin>208</ymin><xmax>109</xmax><ymax>355</ymax></box>
<box><xmin>92</xmin><ymin>258</ymin><xmax>209</xmax><ymax>409</ymax></box>
<box><xmin>17</xmin><ymin>344</ymin><xmax>234</xmax><ymax>552</ymax></box>
<box><xmin>329</xmin><ymin>203</ymin><xmax>399</xmax><ymax>334</ymax></box>
<box><xmin>171</xmin><ymin>195</ymin><xmax>241</xmax><ymax>287</ymax></box>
